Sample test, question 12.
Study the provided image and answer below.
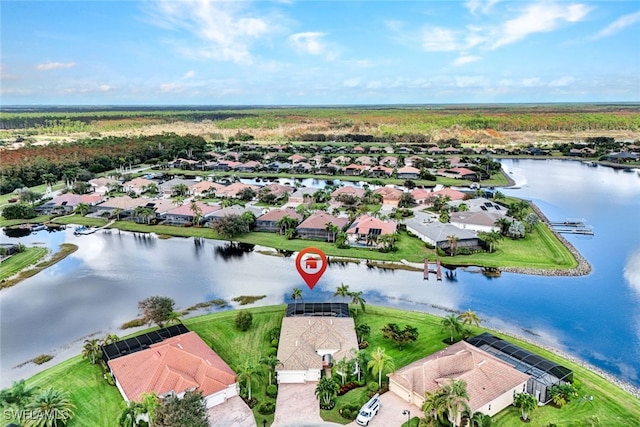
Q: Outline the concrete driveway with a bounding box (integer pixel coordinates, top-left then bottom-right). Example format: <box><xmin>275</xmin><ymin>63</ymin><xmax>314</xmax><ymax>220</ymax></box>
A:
<box><xmin>273</xmin><ymin>383</ymin><xmax>343</xmax><ymax>427</ymax></box>
<box><xmin>208</xmin><ymin>396</ymin><xmax>256</xmax><ymax>427</ymax></box>
<box><xmin>345</xmin><ymin>392</ymin><xmax>422</xmax><ymax>427</ymax></box>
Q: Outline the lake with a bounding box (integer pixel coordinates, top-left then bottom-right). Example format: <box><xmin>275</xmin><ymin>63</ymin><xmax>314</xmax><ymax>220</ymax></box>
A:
<box><xmin>1</xmin><ymin>159</ymin><xmax>639</xmax><ymax>391</ymax></box>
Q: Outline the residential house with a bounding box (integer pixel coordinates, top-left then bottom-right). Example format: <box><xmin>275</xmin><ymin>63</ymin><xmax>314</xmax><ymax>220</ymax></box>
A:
<box><xmin>159</xmin><ymin>178</ymin><xmax>197</xmax><ymax>198</ymax></box>
<box><xmin>428</xmin><ymin>146</ymin><xmax>444</xmax><ymax>155</ymax></box>
<box><xmin>369</xmin><ymin>165</ymin><xmax>393</xmax><ymax>178</ymax></box>
<box><xmin>397</xmin><ymin>166</ymin><xmax>420</xmax><ymax>179</ymax></box>
<box><xmin>404</xmin><ymin>217</ymin><xmax>480</xmax><ymax>250</ymax></box>
<box><xmin>352</xmin><ymin>146</ymin><xmax>366</xmax><ymax>154</ymax></box>
<box><xmin>94</xmin><ymin>196</ymin><xmax>149</xmax><ymax>216</ymax></box>
<box><xmin>355</xmin><ymin>156</ymin><xmax>374</xmax><ymax>165</ymax></box>
<box><xmin>437</xmin><ymin>167</ymin><xmax>478</xmax><ymax>181</ymax></box>
<box><xmin>331</xmin><ymin>186</ymin><xmax>365</xmax><ymax>200</ymax></box>
<box><xmin>215</xmin><ymin>182</ymin><xmax>259</xmax><ymax>199</ymax></box>
<box><xmin>209</xmin><ymin>205</ymin><xmax>261</xmax><ymax>223</ymax></box>
<box><xmin>123</xmin><ymin>177</ymin><xmax>156</xmax><ymax>195</ymax></box>
<box><xmin>403</xmin><ymin>156</ymin><xmax>423</xmax><ymax>167</ymax></box>
<box><xmin>267</xmin><ymin>161</ymin><xmax>292</xmax><ymax>172</ymax></box>
<box><xmin>107</xmin><ymin>331</ymin><xmax>238</xmax><ymax>408</ymax></box>
<box><xmin>189</xmin><ymin>181</ymin><xmax>224</xmax><ymax>197</ymax></box>
<box><xmin>346</xmin><ymin>215</ymin><xmax>397</xmax><ymax>247</ymax></box>
<box><xmin>36</xmin><ymin>193</ymin><xmax>104</xmax><ymax>214</ymax></box>
<box><xmin>343</xmin><ymin>164</ymin><xmax>369</xmax><ymax>176</ymax></box>
<box><xmin>449</xmin><ymin>198</ymin><xmax>506</xmax><ymax>215</ymax></box>
<box><xmin>88</xmin><ymin>177</ymin><xmax>119</xmax><ymax>195</ymax></box>
<box><xmin>388</xmin><ymin>341</ymin><xmax>529</xmax><ymax>419</ymax></box>
<box><xmin>162</xmin><ymin>201</ymin><xmax>220</xmax><ymax>225</ymax></box>
<box><xmin>294</xmin><ymin>162</ymin><xmax>313</xmax><ymax>173</ymax></box>
<box><xmin>373</xmin><ymin>186</ymin><xmax>403</xmax><ymax>206</ymax></box>
<box><xmin>276</xmin><ymin>304</ymin><xmax>358</xmax><ymax>384</ymax></box>
<box><xmin>288</xmin><ymin>187</ymin><xmax>318</xmax><ymax>204</ymax></box>
<box><xmin>330</xmin><ymin>155</ymin><xmax>350</xmax><ymax>165</ymax></box>
<box><xmin>295</xmin><ymin>212</ymin><xmax>349</xmax><ymax>241</ymax></box>
<box><xmin>449</xmin><ymin>211</ymin><xmax>504</xmax><ymax>233</ymax></box>
<box><xmin>379</xmin><ymin>156</ymin><xmax>398</xmax><ymax>167</ymax></box>
<box><xmin>259</xmin><ymin>183</ymin><xmax>294</xmax><ymax>201</ymax></box>
<box><xmin>255</xmin><ymin>208</ymin><xmax>303</xmax><ymax>232</ymax></box>
<box><xmin>289</xmin><ymin>154</ymin><xmax>307</xmax><ymax>163</ymax></box>
<box><xmin>235</xmin><ymin>161</ymin><xmax>262</xmax><ymax>172</ymax></box>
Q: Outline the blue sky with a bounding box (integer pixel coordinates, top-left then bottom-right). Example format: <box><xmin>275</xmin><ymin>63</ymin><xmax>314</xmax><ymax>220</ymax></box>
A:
<box><xmin>1</xmin><ymin>0</ymin><xmax>639</xmax><ymax>105</ymax></box>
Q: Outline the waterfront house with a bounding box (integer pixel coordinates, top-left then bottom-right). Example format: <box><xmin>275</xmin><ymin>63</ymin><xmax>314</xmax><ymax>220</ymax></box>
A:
<box><xmin>295</xmin><ymin>212</ymin><xmax>349</xmax><ymax>241</ymax></box>
<box><xmin>331</xmin><ymin>186</ymin><xmax>365</xmax><ymax>200</ymax></box>
<box><xmin>255</xmin><ymin>208</ymin><xmax>303</xmax><ymax>232</ymax></box>
<box><xmin>346</xmin><ymin>215</ymin><xmax>397</xmax><ymax>247</ymax></box>
<box><xmin>162</xmin><ymin>201</ymin><xmax>220</xmax><ymax>225</ymax></box>
<box><xmin>159</xmin><ymin>178</ymin><xmax>197</xmax><ymax>198</ymax></box>
<box><xmin>259</xmin><ymin>183</ymin><xmax>294</xmax><ymax>201</ymax></box>
<box><xmin>88</xmin><ymin>177</ymin><xmax>119</xmax><ymax>195</ymax></box>
<box><xmin>288</xmin><ymin>187</ymin><xmax>318</xmax><ymax>204</ymax></box>
<box><xmin>106</xmin><ymin>330</ymin><xmax>238</xmax><ymax>408</ymax></box>
<box><xmin>404</xmin><ymin>218</ymin><xmax>480</xmax><ymax>251</ymax></box>
<box><xmin>276</xmin><ymin>303</ymin><xmax>358</xmax><ymax>384</ymax></box>
<box><xmin>343</xmin><ymin>164</ymin><xmax>369</xmax><ymax>176</ymax></box>
<box><xmin>373</xmin><ymin>186</ymin><xmax>403</xmax><ymax>206</ymax></box>
<box><xmin>388</xmin><ymin>341</ymin><xmax>529</xmax><ymax>419</ymax></box>
<box><xmin>215</xmin><ymin>182</ymin><xmax>259</xmax><ymax>199</ymax></box>
<box><xmin>397</xmin><ymin>166</ymin><xmax>420</xmax><ymax>179</ymax></box>
<box><xmin>189</xmin><ymin>181</ymin><xmax>224</xmax><ymax>197</ymax></box>
<box><xmin>36</xmin><ymin>193</ymin><xmax>104</xmax><ymax>214</ymax></box>
<box><xmin>369</xmin><ymin>165</ymin><xmax>393</xmax><ymax>178</ymax></box>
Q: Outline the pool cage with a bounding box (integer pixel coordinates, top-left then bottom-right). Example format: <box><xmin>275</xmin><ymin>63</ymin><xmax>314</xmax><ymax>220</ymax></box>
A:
<box><xmin>466</xmin><ymin>332</ymin><xmax>573</xmax><ymax>404</ymax></box>
<box><xmin>285</xmin><ymin>302</ymin><xmax>350</xmax><ymax>318</ymax></box>
<box><xmin>101</xmin><ymin>324</ymin><xmax>190</xmax><ymax>363</ymax></box>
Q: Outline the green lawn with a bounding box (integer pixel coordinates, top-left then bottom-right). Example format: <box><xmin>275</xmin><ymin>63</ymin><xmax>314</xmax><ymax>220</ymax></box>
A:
<box><xmin>0</xmin><ymin>246</ymin><xmax>48</xmax><ymax>281</ymax></box>
<box><xmin>2</xmin><ymin>305</ymin><xmax>638</xmax><ymax>426</ymax></box>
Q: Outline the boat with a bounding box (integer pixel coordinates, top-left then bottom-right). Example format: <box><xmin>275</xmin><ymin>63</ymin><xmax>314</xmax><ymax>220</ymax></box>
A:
<box><xmin>74</xmin><ymin>226</ymin><xmax>92</xmax><ymax>235</ymax></box>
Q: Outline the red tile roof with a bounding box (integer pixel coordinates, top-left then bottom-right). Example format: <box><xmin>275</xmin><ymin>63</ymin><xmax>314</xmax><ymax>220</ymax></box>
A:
<box><xmin>108</xmin><ymin>332</ymin><xmax>236</xmax><ymax>402</ymax></box>
<box><xmin>296</xmin><ymin>212</ymin><xmax>349</xmax><ymax>230</ymax></box>
<box><xmin>346</xmin><ymin>215</ymin><xmax>397</xmax><ymax>235</ymax></box>
<box><xmin>166</xmin><ymin>201</ymin><xmax>220</xmax><ymax>216</ymax></box>
<box><xmin>257</xmin><ymin>208</ymin><xmax>302</xmax><ymax>222</ymax></box>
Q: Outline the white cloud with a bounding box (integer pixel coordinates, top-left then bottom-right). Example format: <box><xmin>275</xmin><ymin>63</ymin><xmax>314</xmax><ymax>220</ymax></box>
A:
<box><xmin>183</xmin><ymin>70</ymin><xmax>195</xmax><ymax>79</ymax></box>
<box><xmin>36</xmin><ymin>62</ymin><xmax>77</xmax><ymax>71</ymax></box>
<box><xmin>592</xmin><ymin>10</ymin><xmax>640</xmax><ymax>39</ymax></box>
<box><xmin>466</xmin><ymin>0</ymin><xmax>501</xmax><ymax>15</ymax></box>
<box><xmin>549</xmin><ymin>76</ymin><xmax>575</xmax><ymax>87</ymax></box>
<box><xmin>452</xmin><ymin>55</ymin><xmax>482</xmax><ymax>66</ymax></box>
<box><xmin>144</xmin><ymin>0</ymin><xmax>275</xmax><ymax>64</ymax></box>
<box><xmin>342</xmin><ymin>78</ymin><xmax>361</xmax><ymax>88</ymax></box>
<box><xmin>288</xmin><ymin>32</ymin><xmax>339</xmax><ymax>60</ymax></box>
<box><xmin>422</xmin><ymin>27</ymin><xmax>458</xmax><ymax>51</ymax></box>
<box><xmin>492</xmin><ymin>2</ymin><xmax>591</xmax><ymax>49</ymax></box>
<box><xmin>98</xmin><ymin>85</ymin><xmax>112</xmax><ymax>92</ymax></box>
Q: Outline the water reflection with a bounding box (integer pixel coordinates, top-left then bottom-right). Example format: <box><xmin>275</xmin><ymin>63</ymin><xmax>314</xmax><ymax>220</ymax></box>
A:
<box><xmin>624</xmin><ymin>248</ymin><xmax>640</xmax><ymax>297</ymax></box>
<box><xmin>213</xmin><ymin>242</ymin><xmax>255</xmax><ymax>260</ymax></box>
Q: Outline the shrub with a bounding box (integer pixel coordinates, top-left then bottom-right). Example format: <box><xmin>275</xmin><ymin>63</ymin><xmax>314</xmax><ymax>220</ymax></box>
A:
<box><xmin>235</xmin><ymin>310</ymin><xmax>253</xmax><ymax>331</ymax></box>
<box><xmin>340</xmin><ymin>403</ymin><xmax>361</xmax><ymax>420</ymax></box>
<box><xmin>268</xmin><ymin>347</ymin><xmax>277</xmax><ymax>357</ymax></box>
<box><xmin>257</xmin><ymin>400</ymin><xmax>276</xmax><ymax>415</ymax></box>
<box><xmin>338</xmin><ymin>382</ymin><xmax>361</xmax><ymax>395</ymax></box>
<box><xmin>2</xmin><ymin>203</ymin><xmax>37</xmax><ymax>219</ymax></box>
<box><xmin>266</xmin><ymin>327</ymin><xmax>281</xmax><ymax>342</ymax></box>
<box><xmin>271</xmin><ymin>338</ymin><xmax>279</xmax><ymax>348</ymax></box>
<box><xmin>320</xmin><ymin>399</ymin><xmax>335</xmax><ymax>410</ymax></box>
<box><xmin>367</xmin><ymin>381</ymin><xmax>379</xmax><ymax>393</ymax></box>
<box><xmin>266</xmin><ymin>384</ymin><xmax>278</xmax><ymax>398</ymax></box>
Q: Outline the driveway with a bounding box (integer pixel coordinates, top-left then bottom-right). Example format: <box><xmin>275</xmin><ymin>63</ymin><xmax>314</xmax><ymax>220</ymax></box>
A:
<box><xmin>273</xmin><ymin>383</ymin><xmax>343</xmax><ymax>427</ymax></box>
<box><xmin>207</xmin><ymin>396</ymin><xmax>256</xmax><ymax>427</ymax></box>
<box><xmin>345</xmin><ymin>392</ymin><xmax>422</xmax><ymax>427</ymax></box>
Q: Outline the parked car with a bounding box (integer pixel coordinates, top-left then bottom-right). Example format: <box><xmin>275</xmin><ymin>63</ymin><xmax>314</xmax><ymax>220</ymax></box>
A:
<box><xmin>355</xmin><ymin>393</ymin><xmax>380</xmax><ymax>426</ymax></box>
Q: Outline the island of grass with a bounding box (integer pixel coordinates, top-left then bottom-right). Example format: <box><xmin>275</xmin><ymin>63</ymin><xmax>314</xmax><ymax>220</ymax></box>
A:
<box><xmin>0</xmin><ymin>243</ymin><xmax>78</xmax><ymax>289</ymax></box>
<box><xmin>2</xmin><ymin>305</ymin><xmax>638</xmax><ymax>427</ymax></box>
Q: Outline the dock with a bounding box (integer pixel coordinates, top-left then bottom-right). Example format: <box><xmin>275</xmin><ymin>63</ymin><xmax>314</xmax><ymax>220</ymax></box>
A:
<box><xmin>549</xmin><ymin>218</ymin><xmax>594</xmax><ymax>235</ymax></box>
<box><xmin>423</xmin><ymin>259</ymin><xmax>443</xmax><ymax>280</ymax></box>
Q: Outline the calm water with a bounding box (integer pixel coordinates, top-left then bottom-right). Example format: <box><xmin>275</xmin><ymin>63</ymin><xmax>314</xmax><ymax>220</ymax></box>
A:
<box><xmin>1</xmin><ymin>159</ymin><xmax>639</xmax><ymax>390</ymax></box>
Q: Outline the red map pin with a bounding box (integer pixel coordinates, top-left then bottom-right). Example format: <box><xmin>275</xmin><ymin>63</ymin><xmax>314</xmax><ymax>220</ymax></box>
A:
<box><xmin>295</xmin><ymin>247</ymin><xmax>328</xmax><ymax>290</ymax></box>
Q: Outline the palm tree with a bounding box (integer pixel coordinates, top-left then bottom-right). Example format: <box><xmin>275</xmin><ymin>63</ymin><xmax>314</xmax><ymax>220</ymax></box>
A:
<box><xmin>422</xmin><ymin>388</ymin><xmax>448</xmax><ymax>424</ymax></box>
<box><xmin>166</xmin><ymin>311</ymin><xmax>183</xmax><ymax>325</ymax></box>
<box><xmin>468</xmin><ymin>411</ymin><xmax>492</xmax><ymax>427</ymax></box>
<box><xmin>443</xmin><ymin>380</ymin><xmax>470</xmax><ymax>427</ymax></box>
<box><xmin>189</xmin><ymin>201</ymin><xmax>203</xmax><ymax>226</ymax></box>
<box><xmin>334</xmin><ymin>283</ymin><xmax>350</xmax><ymax>302</ymax></box>
<box><xmin>239</xmin><ymin>361</ymin><xmax>257</xmax><ymax>401</ymax></box>
<box><xmin>259</xmin><ymin>355</ymin><xmax>280</xmax><ymax>386</ymax></box>
<box><xmin>441</xmin><ymin>314</ymin><xmax>463</xmax><ymax>343</ymax></box>
<box><xmin>118</xmin><ymin>401</ymin><xmax>146</xmax><ymax>427</ymax></box>
<box><xmin>367</xmin><ymin>346</ymin><xmax>394</xmax><ymax>388</ymax></box>
<box><xmin>172</xmin><ymin>183</ymin><xmax>189</xmax><ymax>197</ymax></box>
<box><xmin>75</xmin><ymin>203</ymin><xmax>91</xmax><ymax>216</ymax></box>
<box><xmin>284</xmin><ymin>227</ymin><xmax>296</xmax><ymax>240</ymax></box>
<box><xmin>349</xmin><ymin>291</ymin><xmax>366</xmax><ymax>316</ymax></box>
<box><xmin>325</xmin><ymin>223</ymin><xmax>339</xmax><ymax>243</ymax></box>
<box><xmin>494</xmin><ymin>217</ymin><xmax>512</xmax><ymax>236</ymax></box>
<box><xmin>291</xmin><ymin>287</ymin><xmax>303</xmax><ymax>303</ymax></box>
<box><xmin>276</xmin><ymin>215</ymin><xmax>298</xmax><ymax>235</ymax></box>
<box><xmin>0</xmin><ymin>379</ymin><xmax>37</xmax><ymax>408</ymax></box>
<box><xmin>82</xmin><ymin>338</ymin><xmax>101</xmax><ymax>364</ymax></box>
<box><xmin>315</xmin><ymin>376</ymin><xmax>339</xmax><ymax>407</ymax></box>
<box><xmin>493</xmin><ymin>191</ymin><xmax>505</xmax><ymax>201</ymax></box>
<box><xmin>139</xmin><ymin>392</ymin><xmax>158</xmax><ymax>426</ymax></box>
<box><xmin>379</xmin><ymin>233</ymin><xmax>397</xmax><ymax>251</ymax></box>
<box><xmin>101</xmin><ymin>333</ymin><xmax>119</xmax><ymax>346</ymax></box>
<box><xmin>513</xmin><ymin>392</ymin><xmax>538</xmax><ymax>421</ymax></box>
<box><xmin>446</xmin><ymin>234</ymin><xmax>458</xmax><ymax>256</ymax></box>
<box><xmin>25</xmin><ymin>387</ymin><xmax>76</xmax><ymax>427</ymax></box>
<box><xmin>479</xmin><ymin>230</ymin><xmax>503</xmax><ymax>253</ymax></box>
<box><xmin>524</xmin><ymin>212</ymin><xmax>539</xmax><ymax>232</ymax></box>
<box><xmin>458</xmin><ymin>309</ymin><xmax>481</xmax><ymax>327</ymax></box>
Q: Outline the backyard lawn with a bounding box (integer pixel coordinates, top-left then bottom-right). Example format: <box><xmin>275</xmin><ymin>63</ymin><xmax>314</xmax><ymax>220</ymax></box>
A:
<box><xmin>2</xmin><ymin>304</ymin><xmax>638</xmax><ymax>426</ymax></box>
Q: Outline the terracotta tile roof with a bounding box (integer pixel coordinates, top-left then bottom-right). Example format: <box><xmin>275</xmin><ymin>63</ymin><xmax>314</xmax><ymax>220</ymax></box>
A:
<box><xmin>430</xmin><ymin>188</ymin><xmax>467</xmax><ymax>201</ymax></box>
<box><xmin>398</xmin><ymin>166</ymin><xmax>420</xmax><ymax>174</ymax></box>
<box><xmin>108</xmin><ymin>332</ymin><xmax>236</xmax><ymax>402</ymax></box>
<box><xmin>216</xmin><ymin>182</ymin><xmax>259</xmax><ymax>197</ymax></box>
<box><xmin>257</xmin><ymin>208</ymin><xmax>302</xmax><ymax>222</ymax></box>
<box><xmin>98</xmin><ymin>196</ymin><xmax>149</xmax><ymax>210</ymax></box>
<box><xmin>124</xmin><ymin>177</ymin><xmax>156</xmax><ymax>190</ymax></box>
<box><xmin>289</xmin><ymin>154</ymin><xmax>307</xmax><ymax>163</ymax></box>
<box><xmin>370</xmin><ymin>165</ymin><xmax>393</xmax><ymax>175</ymax></box>
<box><xmin>189</xmin><ymin>181</ymin><xmax>224</xmax><ymax>193</ymax></box>
<box><xmin>373</xmin><ymin>186</ymin><xmax>403</xmax><ymax>200</ymax></box>
<box><xmin>296</xmin><ymin>212</ymin><xmax>349</xmax><ymax>231</ymax></box>
<box><xmin>347</xmin><ymin>215</ymin><xmax>397</xmax><ymax>235</ymax></box>
<box><xmin>276</xmin><ymin>317</ymin><xmax>359</xmax><ymax>371</ymax></box>
<box><xmin>166</xmin><ymin>201</ymin><xmax>220</xmax><ymax>216</ymax></box>
<box><xmin>331</xmin><ymin>187</ymin><xmax>365</xmax><ymax>198</ymax></box>
<box><xmin>260</xmin><ymin>183</ymin><xmax>294</xmax><ymax>198</ymax></box>
<box><xmin>389</xmin><ymin>341</ymin><xmax>529</xmax><ymax>412</ymax></box>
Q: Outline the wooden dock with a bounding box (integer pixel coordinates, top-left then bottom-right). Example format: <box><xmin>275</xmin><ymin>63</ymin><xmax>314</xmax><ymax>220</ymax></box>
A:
<box><xmin>550</xmin><ymin>218</ymin><xmax>593</xmax><ymax>235</ymax></box>
<box><xmin>423</xmin><ymin>259</ymin><xmax>443</xmax><ymax>280</ymax></box>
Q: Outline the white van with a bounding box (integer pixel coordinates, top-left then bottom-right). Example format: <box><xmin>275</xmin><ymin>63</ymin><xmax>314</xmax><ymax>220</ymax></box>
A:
<box><xmin>355</xmin><ymin>393</ymin><xmax>380</xmax><ymax>426</ymax></box>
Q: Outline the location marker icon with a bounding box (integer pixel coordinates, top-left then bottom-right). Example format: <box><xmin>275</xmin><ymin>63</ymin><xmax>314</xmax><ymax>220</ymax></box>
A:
<box><xmin>295</xmin><ymin>247</ymin><xmax>328</xmax><ymax>290</ymax></box>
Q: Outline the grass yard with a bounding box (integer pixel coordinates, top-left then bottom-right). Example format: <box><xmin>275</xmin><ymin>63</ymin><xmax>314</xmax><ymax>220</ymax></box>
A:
<box><xmin>2</xmin><ymin>305</ymin><xmax>638</xmax><ymax>426</ymax></box>
<box><xmin>0</xmin><ymin>246</ymin><xmax>48</xmax><ymax>281</ymax></box>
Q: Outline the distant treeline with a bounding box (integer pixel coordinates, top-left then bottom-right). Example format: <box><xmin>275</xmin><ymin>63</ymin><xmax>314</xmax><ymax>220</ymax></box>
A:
<box><xmin>0</xmin><ymin>134</ymin><xmax>208</xmax><ymax>194</ymax></box>
<box><xmin>1</xmin><ymin>106</ymin><xmax>639</xmax><ymax>133</ymax></box>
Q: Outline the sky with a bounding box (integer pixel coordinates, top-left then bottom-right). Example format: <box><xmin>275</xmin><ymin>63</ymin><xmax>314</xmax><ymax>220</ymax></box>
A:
<box><xmin>1</xmin><ymin>0</ymin><xmax>639</xmax><ymax>105</ymax></box>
